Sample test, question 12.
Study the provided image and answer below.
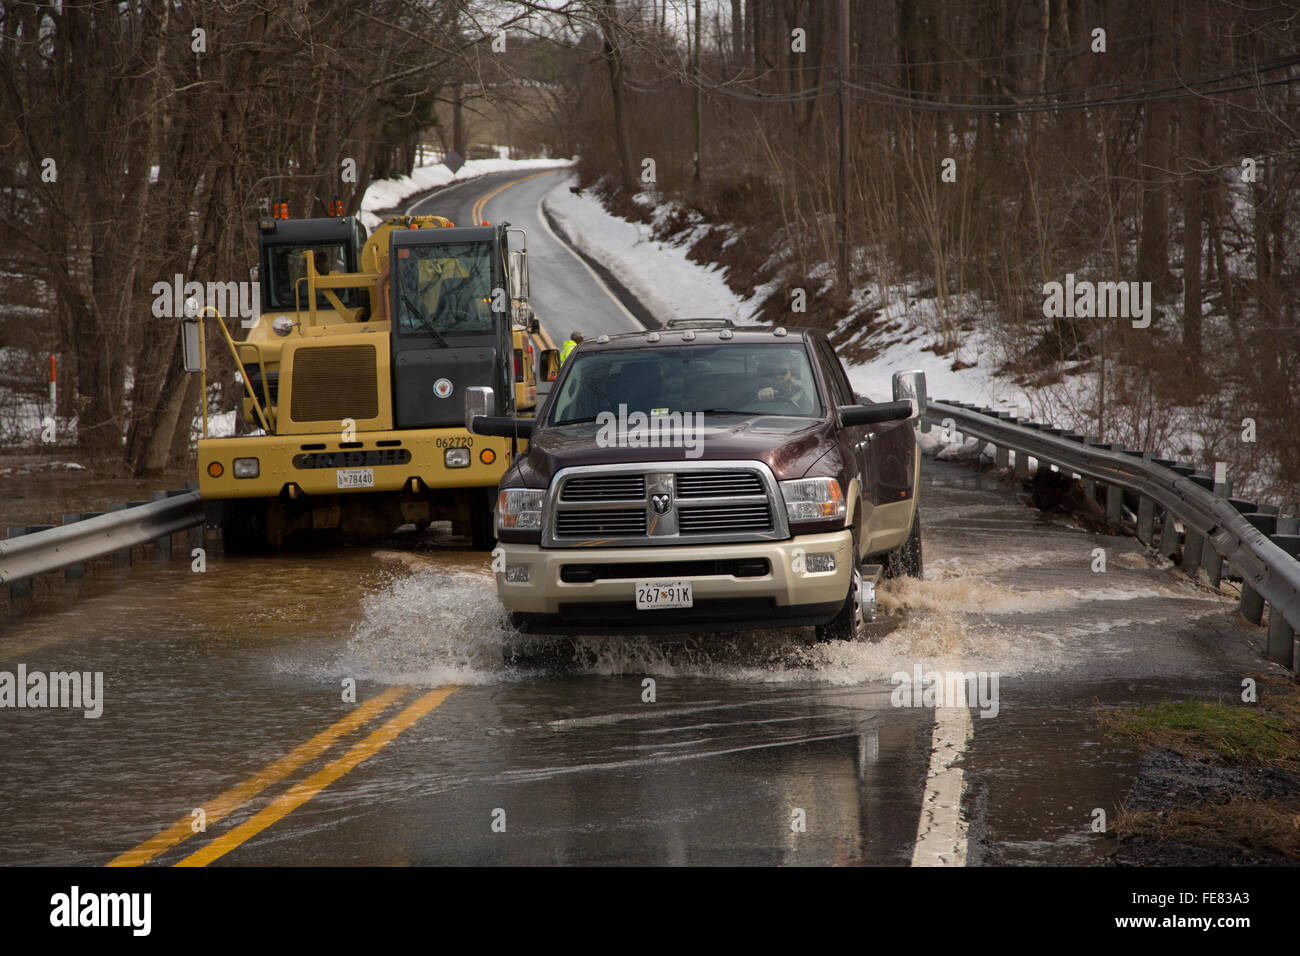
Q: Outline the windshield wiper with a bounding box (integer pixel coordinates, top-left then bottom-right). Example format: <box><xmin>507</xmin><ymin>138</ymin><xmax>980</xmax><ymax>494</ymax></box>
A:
<box><xmin>697</xmin><ymin>407</ymin><xmax>751</xmax><ymax>415</ymax></box>
<box><xmin>400</xmin><ymin>290</ymin><xmax>450</xmax><ymax>348</ymax></box>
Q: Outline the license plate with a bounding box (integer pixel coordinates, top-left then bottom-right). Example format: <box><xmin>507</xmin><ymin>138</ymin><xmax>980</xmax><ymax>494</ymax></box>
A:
<box><xmin>635</xmin><ymin>580</ymin><xmax>693</xmax><ymax>610</ymax></box>
<box><xmin>336</xmin><ymin>468</ymin><xmax>374</xmax><ymax>489</ymax></box>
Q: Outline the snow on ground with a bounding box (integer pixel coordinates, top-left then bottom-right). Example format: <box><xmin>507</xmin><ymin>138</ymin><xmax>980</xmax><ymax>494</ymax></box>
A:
<box><xmin>541</xmin><ymin>176</ymin><xmax>1034</xmax><ymax>412</ymax></box>
<box><xmin>543</xmin><ymin>179</ymin><xmax>757</xmax><ymax>326</ymax></box>
<box><xmin>360</xmin><ymin>154</ymin><xmax>574</xmax><ymax>230</ymax></box>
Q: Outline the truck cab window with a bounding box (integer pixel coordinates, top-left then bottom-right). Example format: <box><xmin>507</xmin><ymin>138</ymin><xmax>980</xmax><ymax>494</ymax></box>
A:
<box><xmin>265</xmin><ymin>242</ymin><xmax>354</xmax><ymax>311</ymax></box>
<box><xmin>393</xmin><ymin>241</ymin><xmax>494</xmax><ymax>336</ymax></box>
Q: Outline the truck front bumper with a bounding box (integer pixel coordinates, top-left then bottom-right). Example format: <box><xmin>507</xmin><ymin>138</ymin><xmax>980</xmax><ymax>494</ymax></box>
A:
<box><xmin>197</xmin><ymin>429</ymin><xmax>515</xmax><ymax>499</ymax></box>
<box><xmin>496</xmin><ymin>530</ymin><xmax>853</xmax><ymax>634</ymax></box>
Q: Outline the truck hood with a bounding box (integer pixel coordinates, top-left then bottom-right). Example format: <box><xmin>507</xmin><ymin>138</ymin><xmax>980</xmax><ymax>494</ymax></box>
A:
<box><xmin>518</xmin><ymin>414</ymin><xmax>834</xmax><ymax>484</ymax></box>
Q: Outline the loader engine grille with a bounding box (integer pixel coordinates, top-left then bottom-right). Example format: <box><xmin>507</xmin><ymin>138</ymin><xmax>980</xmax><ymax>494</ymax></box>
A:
<box><xmin>289</xmin><ymin>345</ymin><xmax>378</xmax><ymax>422</ymax></box>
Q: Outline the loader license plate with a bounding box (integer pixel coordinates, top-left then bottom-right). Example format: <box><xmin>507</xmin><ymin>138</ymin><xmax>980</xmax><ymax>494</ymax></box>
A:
<box><xmin>635</xmin><ymin>580</ymin><xmax>693</xmax><ymax>610</ymax></box>
<box><xmin>336</xmin><ymin>468</ymin><xmax>374</xmax><ymax>489</ymax></box>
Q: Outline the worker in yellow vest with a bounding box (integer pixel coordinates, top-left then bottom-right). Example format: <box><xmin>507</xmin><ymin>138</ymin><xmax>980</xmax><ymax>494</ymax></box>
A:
<box><xmin>560</xmin><ymin>330</ymin><xmax>585</xmax><ymax>363</ymax></box>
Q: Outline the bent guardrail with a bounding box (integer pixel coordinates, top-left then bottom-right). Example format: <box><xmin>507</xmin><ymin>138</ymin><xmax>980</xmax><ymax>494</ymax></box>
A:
<box><xmin>1</xmin><ymin>491</ymin><xmax>203</xmax><ymax>593</ymax></box>
<box><xmin>922</xmin><ymin>400</ymin><xmax>1300</xmax><ymax>671</ymax></box>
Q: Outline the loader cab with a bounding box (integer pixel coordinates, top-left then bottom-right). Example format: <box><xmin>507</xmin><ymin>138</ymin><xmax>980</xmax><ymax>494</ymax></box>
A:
<box><xmin>257</xmin><ymin>216</ymin><xmax>367</xmax><ymax>314</ymax></box>
<box><xmin>388</xmin><ymin>224</ymin><xmax>520</xmax><ymax>428</ymax></box>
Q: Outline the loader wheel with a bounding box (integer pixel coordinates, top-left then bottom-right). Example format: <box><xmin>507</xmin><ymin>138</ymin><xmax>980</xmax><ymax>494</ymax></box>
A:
<box><xmin>221</xmin><ymin>500</ymin><xmax>269</xmax><ymax>555</ymax></box>
<box><xmin>469</xmin><ymin>488</ymin><xmax>496</xmax><ymax>551</ymax></box>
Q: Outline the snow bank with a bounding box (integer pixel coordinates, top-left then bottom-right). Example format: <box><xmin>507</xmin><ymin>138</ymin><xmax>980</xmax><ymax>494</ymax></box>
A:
<box><xmin>540</xmin><ymin>177</ymin><xmax>1029</xmax><ymax>410</ymax></box>
<box><xmin>542</xmin><ymin>180</ymin><xmax>757</xmax><ymax>325</ymax></box>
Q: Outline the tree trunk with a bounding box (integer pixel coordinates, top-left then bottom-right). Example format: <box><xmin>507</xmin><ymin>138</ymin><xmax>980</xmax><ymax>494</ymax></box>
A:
<box><xmin>599</xmin><ymin>0</ymin><xmax>636</xmax><ymax>194</ymax></box>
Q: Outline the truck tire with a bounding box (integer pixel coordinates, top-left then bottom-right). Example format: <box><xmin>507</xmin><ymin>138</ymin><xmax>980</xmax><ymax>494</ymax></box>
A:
<box><xmin>817</xmin><ymin>528</ymin><xmax>868</xmax><ymax>642</ymax></box>
<box><xmin>883</xmin><ymin>512</ymin><xmax>923</xmax><ymax>579</ymax></box>
<box><xmin>221</xmin><ymin>500</ymin><xmax>268</xmax><ymax>555</ymax></box>
<box><xmin>469</xmin><ymin>488</ymin><xmax>496</xmax><ymax>551</ymax></box>
<box><xmin>816</xmin><ymin>559</ymin><xmax>870</xmax><ymax>643</ymax></box>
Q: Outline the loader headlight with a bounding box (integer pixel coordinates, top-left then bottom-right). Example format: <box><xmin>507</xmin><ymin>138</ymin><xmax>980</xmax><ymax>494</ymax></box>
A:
<box><xmin>233</xmin><ymin>457</ymin><xmax>260</xmax><ymax>479</ymax></box>
<box><xmin>497</xmin><ymin>488</ymin><xmax>544</xmax><ymax>531</ymax></box>
<box><xmin>780</xmin><ymin>477</ymin><xmax>845</xmax><ymax>522</ymax></box>
<box><xmin>444</xmin><ymin>448</ymin><xmax>470</xmax><ymax>468</ymax></box>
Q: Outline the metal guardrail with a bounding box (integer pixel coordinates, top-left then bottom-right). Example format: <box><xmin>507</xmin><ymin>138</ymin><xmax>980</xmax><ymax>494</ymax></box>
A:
<box><xmin>0</xmin><ymin>491</ymin><xmax>203</xmax><ymax>590</ymax></box>
<box><xmin>922</xmin><ymin>400</ymin><xmax>1300</xmax><ymax>672</ymax></box>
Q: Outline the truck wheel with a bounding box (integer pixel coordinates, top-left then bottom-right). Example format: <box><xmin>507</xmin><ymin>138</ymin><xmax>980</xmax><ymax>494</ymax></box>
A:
<box><xmin>469</xmin><ymin>488</ymin><xmax>496</xmax><ymax>551</ymax></box>
<box><xmin>883</xmin><ymin>513</ymin><xmax>923</xmax><ymax>579</ymax></box>
<box><xmin>221</xmin><ymin>500</ymin><xmax>268</xmax><ymax>555</ymax></box>
<box><xmin>816</xmin><ymin>547</ymin><xmax>869</xmax><ymax>643</ymax></box>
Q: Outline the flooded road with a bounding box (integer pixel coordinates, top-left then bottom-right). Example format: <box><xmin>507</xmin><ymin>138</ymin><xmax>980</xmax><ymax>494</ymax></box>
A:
<box><xmin>0</xmin><ymin>457</ymin><xmax>1266</xmax><ymax>866</ymax></box>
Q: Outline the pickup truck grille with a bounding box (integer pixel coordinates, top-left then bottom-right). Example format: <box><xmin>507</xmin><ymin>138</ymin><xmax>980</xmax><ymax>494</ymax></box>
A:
<box><xmin>547</xmin><ymin>464</ymin><xmax>786</xmax><ymax>546</ymax></box>
<box><xmin>678</xmin><ymin>503</ymin><xmax>772</xmax><ymax>533</ymax></box>
<box><xmin>676</xmin><ymin>471</ymin><xmax>764</xmax><ymax>498</ymax></box>
<box><xmin>561</xmin><ymin>475</ymin><xmax>647</xmax><ymax>501</ymax></box>
<box><xmin>556</xmin><ymin>509</ymin><xmax>648</xmax><ymax>537</ymax></box>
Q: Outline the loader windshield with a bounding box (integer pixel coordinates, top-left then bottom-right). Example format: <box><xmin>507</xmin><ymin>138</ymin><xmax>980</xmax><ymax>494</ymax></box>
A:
<box><xmin>393</xmin><ymin>240</ymin><xmax>494</xmax><ymax>336</ymax></box>
<box><xmin>264</xmin><ymin>242</ymin><xmax>358</xmax><ymax>311</ymax></box>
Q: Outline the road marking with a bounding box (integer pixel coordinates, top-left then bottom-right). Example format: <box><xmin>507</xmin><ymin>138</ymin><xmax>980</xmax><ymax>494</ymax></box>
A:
<box><xmin>910</xmin><ymin>704</ymin><xmax>972</xmax><ymax>866</ymax></box>
<box><xmin>471</xmin><ymin>169</ymin><xmax>558</xmax><ymax>226</ymax></box>
<box><xmin>106</xmin><ymin>685</ymin><xmax>409</xmax><ymax>867</ymax></box>
<box><xmin>176</xmin><ymin>685</ymin><xmax>459</xmax><ymax>866</ymax></box>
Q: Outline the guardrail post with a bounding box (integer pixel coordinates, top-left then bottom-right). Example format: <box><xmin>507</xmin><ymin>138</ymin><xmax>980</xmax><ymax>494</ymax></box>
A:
<box><xmin>7</xmin><ymin>526</ymin><xmax>32</xmax><ymax>599</ymax></box>
<box><xmin>184</xmin><ymin>482</ymin><xmax>204</xmax><ymax>549</ymax></box>
<box><xmin>1104</xmin><ymin>476</ymin><xmax>1124</xmax><ymax>526</ymax></box>
<box><xmin>1082</xmin><ymin>437</ymin><xmax>1101</xmax><ymax>501</ymax></box>
<box><xmin>1137</xmin><ymin>463</ymin><xmax>1156</xmax><ymax>547</ymax></box>
<box><xmin>1181</xmin><ymin>475</ymin><xmax>1214</xmax><ymax>577</ymax></box>
<box><xmin>63</xmin><ymin>513</ymin><xmax>87</xmax><ymax>580</ymax></box>
<box><xmin>150</xmin><ymin>491</ymin><xmax>172</xmax><ymax>562</ymax></box>
<box><xmin>1200</xmin><ymin>476</ymin><xmax>1233</xmax><ymax>588</ymax></box>
<box><xmin>1278</xmin><ymin>516</ymin><xmax>1300</xmax><ymax>535</ymax></box>
<box><xmin>1238</xmin><ymin>514</ymin><xmax>1278</xmax><ymax>624</ymax></box>
<box><xmin>1266</xmin><ymin>534</ymin><xmax>1300</xmax><ymax>665</ymax></box>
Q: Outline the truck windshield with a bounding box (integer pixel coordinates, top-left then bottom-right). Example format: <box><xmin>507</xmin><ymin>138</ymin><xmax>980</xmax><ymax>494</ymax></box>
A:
<box><xmin>264</xmin><ymin>243</ymin><xmax>357</xmax><ymax>311</ymax></box>
<box><xmin>549</xmin><ymin>344</ymin><xmax>823</xmax><ymax>424</ymax></box>
<box><xmin>393</xmin><ymin>241</ymin><xmax>494</xmax><ymax>336</ymax></box>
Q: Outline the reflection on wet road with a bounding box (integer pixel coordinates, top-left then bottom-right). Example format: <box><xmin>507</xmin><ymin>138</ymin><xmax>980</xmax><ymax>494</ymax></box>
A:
<box><xmin>0</xmin><ymin>455</ymin><xmax>1263</xmax><ymax>866</ymax></box>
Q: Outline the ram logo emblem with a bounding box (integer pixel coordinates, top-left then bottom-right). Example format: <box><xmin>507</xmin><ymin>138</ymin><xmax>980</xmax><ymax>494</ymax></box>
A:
<box><xmin>651</xmin><ymin>493</ymin><xmax>672</xmax><ymax>515</ymax></box>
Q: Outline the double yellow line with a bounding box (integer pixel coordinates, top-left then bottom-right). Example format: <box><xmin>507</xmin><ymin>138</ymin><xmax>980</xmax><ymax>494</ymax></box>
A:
<box><xmin>470</xmin><ymin>169</ymin><xmax>558</xmax><ymax>351</ymax></box>
<box><xmin>109</xmin><ymin>685</ymin><xmax>458</xmax><ymax>867</ymax></box>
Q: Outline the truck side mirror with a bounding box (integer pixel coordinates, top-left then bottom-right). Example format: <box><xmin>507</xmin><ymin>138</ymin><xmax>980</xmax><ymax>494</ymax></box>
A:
<box><xmin>465</xmin><ymin>386</ymin><xmax>494</xmax><ymax>433</ymax></box>
<box><xmin>509</xmin><ymin>249</ymin><xmax>529</xmax><ymax>301</ymax></box>
<box><xmin>528</xmin><ymin>314</ymin><xmax>540</xmax><ymax>334</ymax></box>
<box><xmin>539</xmin><ymin>349</ymin><xmax>561</xmax><ymax>381</ymax></box>
<box><xmin>891</xmin><ymin>369</ymin><xmax>927</xmax><ymax>419</ymax></box>
<box><xmin>839</xmin><ymin>401</ymin><xmax>913</xmax><ymax>427</ymax></box>
<box><xmin>181</xmin><ymin>316</ymin><xmax>203</xmax><ymax>372</ymax></box>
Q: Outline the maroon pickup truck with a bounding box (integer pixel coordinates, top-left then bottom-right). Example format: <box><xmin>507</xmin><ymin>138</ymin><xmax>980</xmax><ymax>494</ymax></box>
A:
<box><xmin>465</xmin><ymin>322</ymin><xmax>926</xmax><ymax>640</ymax></box>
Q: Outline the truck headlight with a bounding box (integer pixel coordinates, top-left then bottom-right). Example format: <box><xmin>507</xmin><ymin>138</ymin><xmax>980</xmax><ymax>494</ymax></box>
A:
<box><xmin>445</xmin><ymin>448</ymin><xmax>470</xmax><ymax>468</ymax></box>
<box><xmin>498</xmin><ymin>488</ymin><xmax>544</xmax><ymax>530</ymax></box>
<box><xmin>780</xmin><ymin>477</ymin><xmax>845</xmax><ymax>522</ymax></box>
<box><xmin>233</xmin><ymin>457</ymin><xmax>260</xmax><ymax>479</ymax></box>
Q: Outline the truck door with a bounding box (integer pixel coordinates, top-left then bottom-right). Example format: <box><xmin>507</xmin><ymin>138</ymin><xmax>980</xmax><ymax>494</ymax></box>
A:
<box><xmin>816</xmin><ymin>340</ymin><xmax>875</xmax><ymax>546</ymax></box>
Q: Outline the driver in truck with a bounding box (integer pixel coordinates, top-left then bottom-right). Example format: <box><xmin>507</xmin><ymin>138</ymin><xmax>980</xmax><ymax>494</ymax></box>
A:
<box><xmin>752</xmin><ymin>357</ymin><xmax>811</xmax><ymax>410</ymax></box>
